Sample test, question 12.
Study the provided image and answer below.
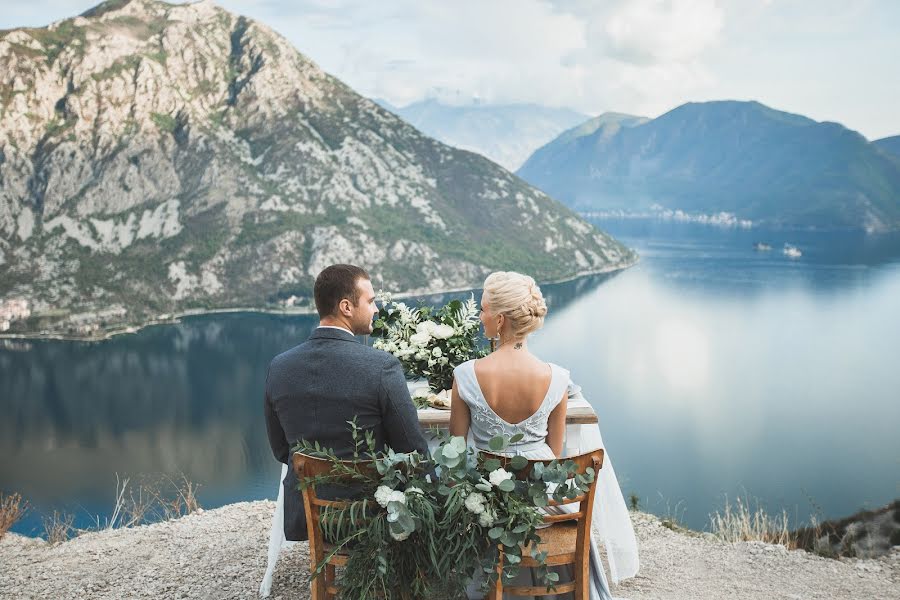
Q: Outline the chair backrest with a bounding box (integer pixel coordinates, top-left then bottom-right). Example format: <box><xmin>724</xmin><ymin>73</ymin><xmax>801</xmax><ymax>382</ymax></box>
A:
<box><xmin>481</xmin><ymin>449</ymin><xmax>604</xmax><ymax>526</ymax></box>
<box><xmin>293</xmin><ymin>453</ymin><xmax>375</xmax><ymax>572</ymax></box>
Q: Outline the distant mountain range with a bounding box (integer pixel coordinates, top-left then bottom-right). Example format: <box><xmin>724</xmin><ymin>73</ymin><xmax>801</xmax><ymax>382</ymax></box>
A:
<box><xmin>377</xmin><ymin>99</ymin><xmax>588</xmax><ymax>171</ymax></box>
<box><xmin>517</xmin><ymin>101</ymin><xmax>900</xmax><ymax>232</ymax></box>
<box><xmin>0</xmin><ymin>0</ymin><xmax>634</xmax><ymax>336</ymax></box>
<box><xmin>874</xmin><ymin>135</ymin><xmax>900</xmax><ymax>159</ymax></box>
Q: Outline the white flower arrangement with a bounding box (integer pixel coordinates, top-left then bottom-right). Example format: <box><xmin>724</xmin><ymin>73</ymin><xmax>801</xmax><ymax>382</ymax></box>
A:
<box><xmin>488</xmin><ymin>468</ymin><xmax>513</xmax><ymax>488</ymax></box>
<box><xmin>464</xmin><ymin>491</ymin><xmax>487</xmax><ymax>515</ymax></box>
<box><xmin>375</xmin><ymin>485</ymin><xmax>407</xmax><ymax>508</ymax></box>
<box><xmin>373</xmin><ymin>294</ymin><xmax>486</xmax><ymax>394</ymax></box>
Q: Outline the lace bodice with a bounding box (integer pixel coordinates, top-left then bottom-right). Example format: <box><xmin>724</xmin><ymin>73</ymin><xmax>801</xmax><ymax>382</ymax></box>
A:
<box><xmin>453</xmin><ymin>359</ymin><xmax>569</xmax><ymax>454</ymax></box>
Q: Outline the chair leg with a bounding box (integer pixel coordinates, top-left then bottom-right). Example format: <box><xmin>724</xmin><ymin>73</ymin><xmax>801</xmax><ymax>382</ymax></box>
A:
<box><xmin>325</xmin><ymin>564</ymin><xmax>336</xmax><ymax>600</ymax></box>
<box><xmin>488</xmin><ymin>551</ymin><xmax>504</xmax><ymax>599</ymax></box>
<box><xmin>310</xmin><ymin>571</ymin><xmax>326</xmax><ymax>600</ymax></box>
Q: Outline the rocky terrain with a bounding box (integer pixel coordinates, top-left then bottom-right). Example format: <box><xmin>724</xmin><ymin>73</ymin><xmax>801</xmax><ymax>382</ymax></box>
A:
<box><xmin>1</xmin><ymin>502</ymin><xmax>897</xmax><ymax>599</ymax></box>
<box><xmin>0</xmin><ymin>0</ymin><xmax>635</xmax><ymax>337</ymax></box>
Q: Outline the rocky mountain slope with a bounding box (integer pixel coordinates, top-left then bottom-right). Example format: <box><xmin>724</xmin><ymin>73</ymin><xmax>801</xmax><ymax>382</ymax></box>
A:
<box><xmin>380</xmin><ymin>98</ymin><xmax>588</xmax><ymax>171</ymax></box>
<box><xmin>0</xmin><ymin>0</ymin><xmax>635</xmax><ymax>336</ymax></box>
<box><xmin>517</xmin><ymin>101</ymin><xmax>900</xmax><ymax>232</ymax></box>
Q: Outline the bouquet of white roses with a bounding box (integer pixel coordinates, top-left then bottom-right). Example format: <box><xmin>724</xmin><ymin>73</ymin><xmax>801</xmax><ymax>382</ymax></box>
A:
<box><xmin>372</xmin><ymin>293</ymin><xmax>486</xmax><ymax>394</ymax></box>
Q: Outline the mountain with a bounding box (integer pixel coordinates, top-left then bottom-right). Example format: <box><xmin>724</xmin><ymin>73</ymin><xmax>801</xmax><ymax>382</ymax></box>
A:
<box><xmin>517</xmin><ymin>101</ymin><xmax>900</xmax><ymax>231</ymax></box>
<box><xmin>873</xmin><ymin>135</ymin><xmax>900</xmax><ymax>159</ymax></box>
<box><xmin>381</xmin><ymin>99</ymin><xmax>589</xmax><ymax>171</ymax></box>
<box><xmin>0</xmin><ymin>0</ymin><xmax>635</xmax><ymax>336</ymax></box>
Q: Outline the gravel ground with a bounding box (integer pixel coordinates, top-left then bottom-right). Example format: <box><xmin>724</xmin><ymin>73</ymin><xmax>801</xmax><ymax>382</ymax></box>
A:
<box><xmin>1</xmin><ymin>501</ymin><xmax>897</xmax><ymax>599</ymax></box>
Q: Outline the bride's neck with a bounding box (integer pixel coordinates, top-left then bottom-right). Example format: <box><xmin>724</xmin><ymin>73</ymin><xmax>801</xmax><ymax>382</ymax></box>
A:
<box><xmin>495</xmin><ymin>336</ymin><xmax>527</xmax><ymax>352</ymax></box>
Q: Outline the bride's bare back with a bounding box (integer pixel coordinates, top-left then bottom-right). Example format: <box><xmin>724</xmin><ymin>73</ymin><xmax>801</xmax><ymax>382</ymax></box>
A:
<box><xmin>473</xmin><ymin>352</ymin><xmax>556</xmax><ymax>424</ymax></box>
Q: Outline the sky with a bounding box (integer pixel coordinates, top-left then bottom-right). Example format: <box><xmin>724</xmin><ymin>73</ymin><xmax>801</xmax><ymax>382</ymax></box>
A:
<box><xmin>2</xmin><ymin>0</ymin><xmax>899</xmax><ymax>140</ymax></box>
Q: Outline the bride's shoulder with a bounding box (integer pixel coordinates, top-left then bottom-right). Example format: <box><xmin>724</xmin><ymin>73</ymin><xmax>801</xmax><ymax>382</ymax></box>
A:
<box><xmin>453</xmin><ymin>359</ymin><xmax>476</xmax><ymax>376</ymax></box>
<box><xmin>546</xmin><ymin>362</ymin><xmax>571</xmax><ymax>381</ymax></box>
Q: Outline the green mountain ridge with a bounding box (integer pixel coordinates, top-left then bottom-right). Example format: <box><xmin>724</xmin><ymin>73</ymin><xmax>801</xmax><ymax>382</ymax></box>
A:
<box><xmin>0</xmin><ymin>0</ymin><xmax>635</xmax><ymax>336</ymax></box>
<box><xmin>517</xmin><ymin>100</ymin><xmax>900</xmax><ymax>231</ymax></box>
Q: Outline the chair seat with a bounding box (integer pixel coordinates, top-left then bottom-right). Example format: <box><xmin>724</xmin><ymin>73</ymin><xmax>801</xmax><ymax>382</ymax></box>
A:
<box><xmin>519</xmin><ymin>522</ymin><xmax>579</xmax><ymax>566</ymax></box>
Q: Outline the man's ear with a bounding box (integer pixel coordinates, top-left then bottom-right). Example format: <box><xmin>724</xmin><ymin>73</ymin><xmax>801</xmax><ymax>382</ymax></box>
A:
<box><xmin>339</xmin><ymin>298</ymin><xmax>352</xmax><ymax>316</ymax></box>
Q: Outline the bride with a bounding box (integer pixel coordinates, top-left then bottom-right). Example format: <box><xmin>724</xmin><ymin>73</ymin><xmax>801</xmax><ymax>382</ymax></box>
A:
<box><xmin>449</xmin><ymin>271</ymin><xmax>628</xmax><ymax>600</ymax></box>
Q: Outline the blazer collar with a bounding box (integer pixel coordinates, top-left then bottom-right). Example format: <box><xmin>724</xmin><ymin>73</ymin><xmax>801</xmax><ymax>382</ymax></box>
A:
<box><xmin>309</xmin><ymin>326</ymin><xmax>361</xmax><ymax>343</ymax></box>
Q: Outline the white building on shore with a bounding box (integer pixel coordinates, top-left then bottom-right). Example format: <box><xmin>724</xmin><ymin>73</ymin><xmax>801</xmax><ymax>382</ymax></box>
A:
<box><xmin>0</xmin><ymin>298</ymin><xmax>30</xmax><ymax>331</ymax></box>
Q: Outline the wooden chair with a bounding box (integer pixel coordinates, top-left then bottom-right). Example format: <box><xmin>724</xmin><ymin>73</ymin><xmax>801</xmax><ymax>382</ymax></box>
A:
<box><xmin>484</xmin><ymin>449</ymin><xmax>604</xmax><ymax>600</ymax></box>
<box><xmin>292</xmin><ymin>452</ymin><xmax>374</xmax><ymax>600</ymax></box>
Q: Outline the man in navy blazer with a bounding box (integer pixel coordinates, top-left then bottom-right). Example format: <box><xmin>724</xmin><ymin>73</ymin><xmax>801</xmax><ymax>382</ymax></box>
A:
<box><xmin>264</xmin><ymin>263</ymin><xmax>429</xmax><ymax>541</ymax></box>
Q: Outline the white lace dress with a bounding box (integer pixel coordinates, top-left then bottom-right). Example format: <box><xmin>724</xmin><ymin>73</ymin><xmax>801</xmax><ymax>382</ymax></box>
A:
<box><xmin>454</xmin><ymin>360</ymin><xmax>617</xmax><ymax>600</ymax></box>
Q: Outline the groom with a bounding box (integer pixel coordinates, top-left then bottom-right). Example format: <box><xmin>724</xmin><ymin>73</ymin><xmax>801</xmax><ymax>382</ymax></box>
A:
<box><xmin>264</xmin><ymin>263</ymin><xmax>429</xmax><ymax>541</ymax></box>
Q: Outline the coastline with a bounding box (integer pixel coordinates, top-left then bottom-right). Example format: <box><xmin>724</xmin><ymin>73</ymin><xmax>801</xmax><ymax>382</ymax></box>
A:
<box><xmin>2</xmin><ymin>499</ymin><xmax>896</xmax><ymax>600</ymax></box>
<box><xmin>0</xmin><ymin>256</ymin><xmax>639</xmax><ymax>343</ymax></box>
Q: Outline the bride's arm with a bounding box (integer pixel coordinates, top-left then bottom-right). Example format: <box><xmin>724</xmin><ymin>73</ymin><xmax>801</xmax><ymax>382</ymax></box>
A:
<box><xmin>546</xmin><ymin>389</ymin><xmax>568</xmax><ymax>457</ymax></box>
<box><xmin>449</xmin><ymin>378</ymin><xmax>470</xmax><ymax>439</ymax></box>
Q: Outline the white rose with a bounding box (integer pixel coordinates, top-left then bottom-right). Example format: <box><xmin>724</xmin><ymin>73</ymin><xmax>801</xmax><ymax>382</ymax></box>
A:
<box><xmin>438</xmin><ymin>357</ymin><xmax>449</xmax><ymax>365</ymax></box>
<box><xmin>432</xmin><ymin>324</ymin><xmax>455</xmax><ymax>339</ymax></box>
<box><xmin>478</xmin><ymin>509</ymin><xmax>495</xmax><ymax>528</ymax></box>
<box><xmin>489</xmin><ymin>468</ymin><xmax>513</xmax><ymax>488</ymax></box>
<box><xmin>464</xmin><ymin>492</ymin><xmax>486</xmax><ymax>514</ymax></box>
<box><xmin>409</xmin><ymin>331</ymin><xmax>431</xmax><ymax>347</ymax></box>
<box><xmin>389</xmin><ymin>490</ymin><xmax>407</xmax><ymax>505</ymax></box>
<box><xmin>431</xmin><ymin>347</ymin><xmax>442</xmax><ymax>357</ymax></box>
<box><xmin>375</xmin><ymin>485</ymin><xmax>394</xmax><ymax>508</ymax></box>
<box><xmin>416</xmin><ymin>321</ymin><xmax>437</xmax><ymax>335</ymax></box>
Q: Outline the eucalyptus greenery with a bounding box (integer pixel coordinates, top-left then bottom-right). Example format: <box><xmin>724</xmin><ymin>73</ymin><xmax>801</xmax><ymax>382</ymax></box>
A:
<box><xmin>293</xmin><ymin>421</ymin><xmax>595</xmax><ymax>599</ymax></box>
<box><xmin>371</xmin><ymin>293</ymin><xmax>487</xmax><ymax>393</ymax></box>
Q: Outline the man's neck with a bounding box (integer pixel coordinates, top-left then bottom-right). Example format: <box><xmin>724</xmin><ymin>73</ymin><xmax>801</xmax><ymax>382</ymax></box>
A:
<box><xmin>318</xmin><ymin>319</ymin><xmax>355</xmax><ymax>336</ymax></box>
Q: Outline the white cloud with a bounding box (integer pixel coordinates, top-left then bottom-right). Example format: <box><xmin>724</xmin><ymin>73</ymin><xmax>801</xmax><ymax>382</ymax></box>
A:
<box><xmin>1</xmin><ymin>0</ymin><xmax>899</xmax><ymax>138</ymax></box>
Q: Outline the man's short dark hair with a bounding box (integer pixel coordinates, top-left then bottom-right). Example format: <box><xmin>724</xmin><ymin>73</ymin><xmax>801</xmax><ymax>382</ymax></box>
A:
<box><xmin>314</xmin><ymin>264</ymin><xmax>371</xmax><ymax>318</ymax></box>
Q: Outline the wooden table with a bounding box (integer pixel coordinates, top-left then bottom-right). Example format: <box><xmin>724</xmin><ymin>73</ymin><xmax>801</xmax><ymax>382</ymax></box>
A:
<box><xmin>416</xmin><ymin>396</ymin><xmax>598</xmax><ymax>427</ymax></box>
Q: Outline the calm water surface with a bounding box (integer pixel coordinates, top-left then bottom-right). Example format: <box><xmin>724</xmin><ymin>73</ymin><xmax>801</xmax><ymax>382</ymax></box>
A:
<box><xmin>2</xmin><ymin>221</ymin><xmax>899</xmax><ymax>534</ymax></box>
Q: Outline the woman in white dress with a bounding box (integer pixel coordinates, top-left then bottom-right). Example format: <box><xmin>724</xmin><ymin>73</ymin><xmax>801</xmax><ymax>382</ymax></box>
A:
<box><xmin>449</xmin><ymin>271</ymin><xmax>617</xmax><ymax>600</ymax></box>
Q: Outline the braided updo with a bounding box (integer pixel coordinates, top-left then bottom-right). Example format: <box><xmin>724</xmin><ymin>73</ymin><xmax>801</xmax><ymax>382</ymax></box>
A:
<box><xmin>482</xmin><ymin>271</ymin><xmax>548</xmax><ymax>339</ymax></box>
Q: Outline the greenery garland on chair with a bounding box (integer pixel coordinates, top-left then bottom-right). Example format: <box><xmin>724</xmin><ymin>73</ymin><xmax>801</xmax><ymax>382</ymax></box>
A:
<box><xmin>294</xmin><ymin>422</ymin><xmax>596</xmax><ymax>599</ymax></box>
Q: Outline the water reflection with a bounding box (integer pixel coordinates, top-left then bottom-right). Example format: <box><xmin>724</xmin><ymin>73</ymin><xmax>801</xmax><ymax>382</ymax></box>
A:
<box><xmin>2</xmin><ymin>225</ymin><xmax>899</xmax><ymax>534</ymax></box>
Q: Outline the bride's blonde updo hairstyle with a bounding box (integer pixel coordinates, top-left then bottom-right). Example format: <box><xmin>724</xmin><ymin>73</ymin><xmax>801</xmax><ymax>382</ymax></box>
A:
<box><xmin>483</xmin><ymin>271</ymin><xmax>548</xmax><ymax>339</ymax></box>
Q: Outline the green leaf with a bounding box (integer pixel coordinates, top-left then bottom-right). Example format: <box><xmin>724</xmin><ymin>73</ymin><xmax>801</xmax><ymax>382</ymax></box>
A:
<box><xmin>510</xmin><ymin>455</ymin><xmax>528</xmax><ymax>471</ymax></box>
<box><xmin>509</xmin><ymin>432</ymin><xmax>524</xmax><ymax>443</ymax></box>
<box><xmin>488</xmin><ymin>527</ymin><xmax>504</xmax><ymax>540</ymax></box>
<box><xmin>500</xmin><ymin>531</ymin><xmax>517</xmax><ymax>547</ymax></box>
<box><xmin>475</xmin><ymin>483</ymin><xmax>492</xmax><ymax>492</ymax></box>
<box><xmin>483</xmin><ymin>458</ymin><xmax>502</xmax><ymax>472</ymax></box>
<box><xmin>488</xmin><ymin>436</ymin><xmax>507</xmax><ymax>451</ymax></box>
<box><xmin>498</xmin><ymin>479</ymin><xmax>515</xmax><ymax>493</ymax></box>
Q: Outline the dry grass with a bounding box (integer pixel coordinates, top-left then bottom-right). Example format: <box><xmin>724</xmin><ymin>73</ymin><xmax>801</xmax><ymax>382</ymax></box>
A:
<box><xmin>1</xmin><ymin>492</ymin><xmax>27</xmax><ymax>539</ymax></box>
<box><xmin>8</xmin><ymin>473</ymin><xmax>204</xmax><ymax>544</ymax></box>
<box><xmin>709</xmin><ymin>495</ymin><xmax>795</xmax><ymax>547</ymax></box>
<box><xmin>106</xmin><ymin>473</ymin><xmax>203</xmax><ymax>528</ymax></box>
<box><xmin>42</xmin><ymin>510</ymin><xmax>75</xmax><ymax>544</ymax></box>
